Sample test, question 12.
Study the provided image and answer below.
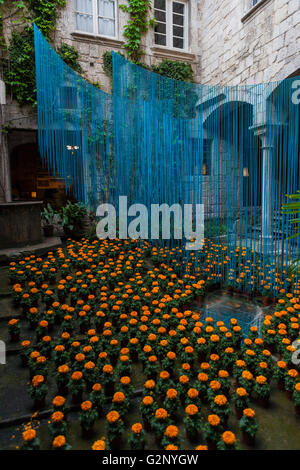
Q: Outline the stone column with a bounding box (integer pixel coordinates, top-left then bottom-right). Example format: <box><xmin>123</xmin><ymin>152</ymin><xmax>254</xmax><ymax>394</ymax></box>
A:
<box><xmin>250</xmin><ymin>123</ymin><xmax>279</xmax><ymax>255</ymax></box>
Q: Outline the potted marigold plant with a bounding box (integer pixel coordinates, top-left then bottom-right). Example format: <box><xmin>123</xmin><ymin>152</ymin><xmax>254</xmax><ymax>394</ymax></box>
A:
<box><xmin>253</xmin><ymin>375</ymin><xmax>270</xmax><ymax>407</ymax></box>
<box><xmin>274</xmin><ymin>360</ymin><xmax>288</xmax><ymax>389</ymax></box>
<box><xmin>128</xmin><ymin>423</ymin><xmax>146</xmax><ymax>450</ymax></box>
<box><xmin>89</xmin><ymin>383</ymin><xmax>105</xmax><ymax>414</ymax></box>
<box><xmin>79</xmin><ymin>401</ymin><xmax>98</xmax><ymax>438</ymax></box>
<box><xmin>183</xmin><ymin>404</ymin><xmax>202</xmax><ymax>443</ymax></box>
<box><xmin>232</xmin><ymin>387</ymin><xmax>250</xmax><ymax>419</ymax></box>
<box><xmin>48</xmin><ymin>411</ymin><xmax>68</xmax><ymax>438</ymax></box>
<box><xmin>163</xmin><ymin>388</ymin><xmax>180</xmax><ymax>420</ymax></box>
<box><xmin>52</xmin><ymin>395</ymin><xmax>67</xmax><ymax>414</ymax></box>
<box><xmin>101</xmin><ymin>363</ymin><xmax>115</xmax><ymax>396</ymax></box>
<box><xmin>195</xmin><ymin>372</ymin><xmax>209</xmax><ymax>402</ymax></box>
<box><xmin>28</xmin><ymin>374</ymin><xmax>48</xmax><ymax>409</ymax></box>
<box><xmin>285</xmin><ymin>369</ymin><xmax>299</xmax><ymax>399</ymax></box>
<box><xmin>8</xmin><ymin>318</ymin><xmax>20</xmax><ymax>342</ymax></box>
<box><xmin>203</xmin><ymin>414</ymin><xmax>223</xmax><ymax>450</ymax></box>
<box><xmin>140</xmin><ymin>395</ymin><xmax>155</xmax><ymax>431</ymax></box>
<box><xmin>19</xmin><ymin>340</ymin><xmax>32</xmax><ymax>367</ymax></box>
<box><xmin>151</xmin><ymin>408</ymin><xmax>170</xmax><ymax>444</ymax></box>
<box><xmin>239</xmin><ymin>408</ymin><xmax>258</xmax><ymax>446</ymax></box>
<box><xmin>70</xmin><ymin>371</ymin><xmax>86</xmax><ymax>404</ymax></box>
<box><xmin>210</xmin><ymin>394</ymin><xmax>230</xmax><ymax>426</ymax></box>
<box><xmin>112</xmin><ymin>391</ymin><xmax>130</xmax><ymax>419</ymax></box>
<box><xmin>292</xmin><ymin>382</ymin><xmax>300</xmax><ymax>416</ymax></box>
<box><xmin>143</xmin><ymin>355</ymin><xmax>159</xmax><ymax>379</ymax></box>
<box><xmin>161</xmin><ymin>425</ymin><xmax>180</xmax><ymax>449</ymax></box>
<box><xmin>21</xmin><ymin>429</ymin><xmax>40</xmax><ymax>450</ymax></box>
<box><xmin>117</xmin><ymin>376</ymin><xmax>134</xmax><ymax>399</ymax></box>
<box><xmin>217</xmin><ymin>431</ymin><xmax>237</xmax><ymax>450</ymax></box>
<box><xmin>52</xmin><ymin>434</ymin><xmax>72</xmax><ymax>450</ymax></box>
<box><xmin>56</xmin><ymin>364</ymin><xmax>70</xmax><ymax>395</ymax></box>
<box><xmin>106</xmin><ymin>410</ymin><xmax>125</xmax><ymax>450</ymax></box>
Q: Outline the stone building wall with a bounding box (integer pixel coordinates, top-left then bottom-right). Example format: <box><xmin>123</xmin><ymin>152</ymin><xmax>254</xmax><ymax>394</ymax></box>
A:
<box><xmin>198</xmin><ymin>0</ymin><xmax>300</xmax><ymax>85</ymax></box>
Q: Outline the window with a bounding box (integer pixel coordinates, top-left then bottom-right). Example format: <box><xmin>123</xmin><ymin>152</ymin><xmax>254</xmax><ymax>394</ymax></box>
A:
<box><xmin>154</xmin><ymin>0</ymin><xmax>188</xmax><ymax>50</ymax></box>
<box><xmin>75</xmin><ymin>0</ymin><xmax>116</xmax><ymax>37</ymax></box>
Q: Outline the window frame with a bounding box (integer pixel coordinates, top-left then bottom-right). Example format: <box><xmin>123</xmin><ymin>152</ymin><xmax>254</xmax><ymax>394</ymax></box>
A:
<box><xmin>74</xmin><ymin>0</ymin><xmax>118</xmax><ymax>40</ymax></box>
<box><xmin>154</xmin><ymin>0</ymin><xmax>189</xmax><ymax>52</ymax></box>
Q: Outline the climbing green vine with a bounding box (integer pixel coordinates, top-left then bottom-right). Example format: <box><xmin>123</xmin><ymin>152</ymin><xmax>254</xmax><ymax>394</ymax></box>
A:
<box><xmin>1</xmin><ymin>0</ymin><xmax>82</xmax><ymax>107</ymax></box>
<box><xmin>119</xmin><ymin>0</ymin><xmax>155</xmax><ymax>63</ymax></box>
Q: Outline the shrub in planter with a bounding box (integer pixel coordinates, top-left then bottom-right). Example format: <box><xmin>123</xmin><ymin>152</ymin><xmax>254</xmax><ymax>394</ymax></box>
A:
<box><xmin>232</xmin><ymin>387</ymin><xmax>250</xmax><ymax>419</ymax></box>
<box><xmin>217</xmin><ymin>431</ymin><xmax>237</xmax><ymax>450</ymax></box>
<box><xmin>48</xmin><ymin>411</ymin><xmax>68</xmax><ymax>438</ymax></box>
<box><xmin>183</xmin><ymin>404</ymin><xmax>202</xmax><ymax>442</ymax></box>
<box><xmin>253</xmin><ymin>375</ymin><xmax>270</xmax><ymax>407</ymax></box>
<box><xmin>106</xmin><ymin>410</ymin><xmax>125</xmax><ymax>449</ymax></box>
<box><xmin>255</xmin><ymin>360</ymin><xmax>273</xmax><ymax>380</ymax></box>
<box><xmin>21</xmin><ymin>429</ymin><xmax>40</xmax><ymax>450</ymax></box>
<box><xmin>52</xmin><ymin>435</ymin><xmax>72</xmax><ymax>450</ymax></box>
<box><xmin>8</xmin><ymin>318</ymin><xmax>20</xmax><ymax>342</ymax></box>
<box><xmin>161</xmin><ymin>425</ymin><xmax>180</xmax><ymax>449</ymax></box>
<box><xmin>195</xmin><ymin>337</ymin><xmax>209</xmax><ymax>361</ymax></box>
<box><xmin>79</xmin><ymin>401</ymin><xmax>98</xmax><ymax>437</ymax></box>
<box><xmin>61</xmin><ymin>201</ymin><xmax>86</xmax><ymax>237</ymax></box>
<box><xmin>83</xmin><ymin>361</ymin><xmax>97</xmax><ymax>389</ymax></box>
<box><xmin>161</xmin><ymin>351</ymin><xmax>177</xmax><ymax>372</ymax></box>
<box><xmin>128</xmin><ymin>423</ymin><xmax>146</xmax><ymax>450</ymax></box>
<box><xmin>203</xmin><ymin>414</ymin><xmax>223</xmax><ymax>449</ymax></box>
<box><xmin>239</xmin><ymin>408</ymin><xmax>258</xmax><ymax>446</ymax></box>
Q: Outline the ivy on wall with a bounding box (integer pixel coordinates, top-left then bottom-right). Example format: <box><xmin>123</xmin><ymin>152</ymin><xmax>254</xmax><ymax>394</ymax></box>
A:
<box><xmin>152</xmin><ymin>59</ymin><xmax>194</xmax><ymax>82</ymax></box>
<box><xmin>119</xmin><ymin>0</ymin><xmax>155</xmax><ymax>63</ymax></box>
<box><xmin>1</xmin><ymin>0</ymin><xmax>82</xmax><ymax>107</ymax></box>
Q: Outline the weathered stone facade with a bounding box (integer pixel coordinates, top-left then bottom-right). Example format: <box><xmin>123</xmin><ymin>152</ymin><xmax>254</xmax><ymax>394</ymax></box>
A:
<box><xmin>1</xmin><ymin>0</ymin><xmax>300</xmax><ymax>204</ymax></box>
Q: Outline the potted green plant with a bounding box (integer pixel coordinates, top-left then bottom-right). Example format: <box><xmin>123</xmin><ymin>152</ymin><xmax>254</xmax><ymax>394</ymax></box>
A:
<box><xmin>61</xmin><ymin>201</ymin><xmax>86</xmax><ymax>238</ymax></box>
<box><xmin>41</xmin><ymin>203</ymin><xmax>57</xmax><ymax>237</ymax></box>
<box><xmin>239</xmin><ymin>408</ymin><xmax>258</xmax><ymax>446</ymax></box>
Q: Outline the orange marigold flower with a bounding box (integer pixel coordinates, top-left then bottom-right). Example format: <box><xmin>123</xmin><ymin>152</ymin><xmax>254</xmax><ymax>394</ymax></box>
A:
<box><xmin>208</xmin><ymin>414</ymin><xmax>220</xmax><ymax>426</ymax></box>
<box><xmin>165</xmin><ymin>425</ymin><xmax>178</xmax><ymax>438</ymax></box>
<box><xmin>23</xmin><ymin>429</ymin><xmax>36</xmax><ymax>442</ymax></box>
<box><xmin>185</xmin><ymin>404</ymin><xmax>198</xmax><ymax>416</ymax></box>
<box><xmin>106</xmin><ymin>410</ymin><xmax>120</xmax><ymax>423</ymax></box>
<box><xmin>222</xmin><ymin>431</ymin><xmax>236</xmax><ymax>445</ymax></box>
<box><xmin>243</xmin><ymin>408</ymin><xmax>255</xmax><ymax>418</ymax></box>
<box><xmin>81</xmin><ymin>400</ymin><xmax>92</xmax><ymax>411</ymax></box>
<box><xmin>52</xmin><ymin>435</ymin><xmax>66</xmax><ymax>448</ymax></box>
<box><xmin>155</xmin><ymin>408</ymin><xmax>168</xmax><ymax>420</ymax></box>
<box><xmin>214</xmin><ymin>395</ymin><xmax>227</xmax><ymax>406</ymax></box>
<box><xmin>131</xmin><ymin>423</ymin><xmax>143</xmax><ymax>434</ymax></box>
<box><xmin>142</xmin><ymin>396</ymin><xmax>154</xmax><ymax>406</ymax></box>
<box><xmin>92</xmin><ymin>439</ymin><xmax>106</xmax><ymax>450</ymax></box>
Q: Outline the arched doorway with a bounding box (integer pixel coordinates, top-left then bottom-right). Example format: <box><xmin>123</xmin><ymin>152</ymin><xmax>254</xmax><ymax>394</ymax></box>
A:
<box><xmin>10</xmin><ymin>142</ymin><xmax>71</xmax><ymax>209</ymax></box>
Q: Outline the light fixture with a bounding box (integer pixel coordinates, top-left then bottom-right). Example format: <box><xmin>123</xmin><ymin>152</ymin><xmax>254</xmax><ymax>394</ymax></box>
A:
<box><xmin>31</xmin><ymin>191</ymin><xmax>37</xmax><ymax>198</ymax></box>
<box><xmin>243</xmin><ymin>167</ymin><xmax>249</xmax><ymax>177</ymax></box>
<box><xmin>66</xmin><ymin>145</ymin><xmax>79</xmax><ymax>155</ymax></box>
<box><xmin>202</xmin><ymin>163</ymin><xmax>207</xmax><ymax>175</ymax></box>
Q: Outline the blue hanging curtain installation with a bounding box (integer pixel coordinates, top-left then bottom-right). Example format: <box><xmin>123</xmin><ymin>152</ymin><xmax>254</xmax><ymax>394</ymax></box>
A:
<box><xmin>34</xmin><ymin>25</ymin><xmax>300</xmax><ymax>297</ymax></box>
